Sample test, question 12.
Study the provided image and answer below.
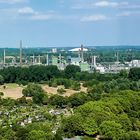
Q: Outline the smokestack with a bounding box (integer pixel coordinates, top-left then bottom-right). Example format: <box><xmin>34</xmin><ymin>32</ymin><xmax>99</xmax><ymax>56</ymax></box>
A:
<box><xmin>3</xmin><ymin>49</ymin><xmax>5</xmax><ymax>66</ymax></box>
<box><xmin>33</xmin><ymin>54</ymin><xmax>35</xmax><ymax>64</ymax></box>
<box><xmin>59</xmin><ymin>53</ymin><xmax>62</xmax><ymax>65</ymax></box>
<box><xmin>38</xmin><ymin>55</ymin><xmax>41</xmax><ymax>64</ymax></box>
<box><xmin>81</xmin><ymin>44</ymin><xmax>84</xmax><ymax>62</ymax></box>
<box><xmin>93</xmin><ymin>56</ymin><xmax>97</xmax><ymax>67</ymax></box>
<box><xmin>91</xmin><ymin>56</ymin><xmax>94</xmax><ymax>65</ymax></box>
<box><xmin>20</xmin><ymin>40</ymin><xmax>22</xmax><ymax>66</ymax></box>
<box><xmin>46</xmin><ymin>54</ymin><xmax>49</xmax><ymax>65</ymax></box>
<box><xmin>116</xmin><ymin>52</ymin><xmax>119</xmax><ymax>62</ymax></box>
<box><xmin>78</xmin><ymin>49</ymin><xmax>81</xmax><ymax>59</ymax></box>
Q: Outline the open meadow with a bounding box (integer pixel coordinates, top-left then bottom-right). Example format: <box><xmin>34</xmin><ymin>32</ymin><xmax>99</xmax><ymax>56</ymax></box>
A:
<box><xmin>0</xmin><ymin>83</ymin><xmax>87</xmax><ymax>99</ymax></box>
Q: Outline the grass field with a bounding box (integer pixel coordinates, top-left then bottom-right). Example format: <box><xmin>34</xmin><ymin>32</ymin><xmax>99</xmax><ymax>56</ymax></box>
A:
<box><xmin>0</xmin><ymin>83</ymin><xmax>87</xmax><ymax>99</ymax></box>
<box><xmin>42</xmin><ymin>83</ymin><xmax>87</xmax><ymax>96</ymax></box>
<box><xmin>0</xmin><ymin>84</ymin><xmax>23</xmax><ymax>99</ymax></box>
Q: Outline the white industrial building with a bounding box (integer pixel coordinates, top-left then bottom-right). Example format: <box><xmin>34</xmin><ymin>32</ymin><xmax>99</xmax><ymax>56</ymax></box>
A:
<box><xmin>69</xmin><ymin>48</ymin><xmax>88</xmax><ymax>52</ymax></box>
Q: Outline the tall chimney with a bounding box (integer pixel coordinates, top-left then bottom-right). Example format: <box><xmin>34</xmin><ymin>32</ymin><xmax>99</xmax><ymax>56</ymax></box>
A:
<box><xmin>38</xmin><ymin>55</ymin><xmax>41</xmax><ymax>64</ymax></box>
<box><xmin>33</xmin><ymin>54</ymin><xmax>35</xmax><ymax>64</ymax></box>
<box><xmin>20</xmin><ymin>40</ymin><xmax>22</xmax><ymax>66</ymax></box>
<box><xmin>93</xmin><ymin>56</ymin><xmax>97</xmax><ymax>67</ymax></box>
<box><xmin>46</xmin><ymin>54</ymin><xmax>49</xmax><ymax>65</ymax></box>
<box><xmin>116</xmin><ymin>52</ymin><xmax>119</xmax><ymax>62</ymax></box>
<box><xmin>59</xmin><ymin>53</ymin><xmax>62</xmax><ymax>65</ymax></box>
<box><xmin>78</xmin><ymin>49</ymin><xmax>81</xmax><ymax>59</ymax></box>
<box><xmin>81</xmin><ymin>44</ymin><xmax>84</xmax><ymax>62</ymax></box>
<box><xmin>91</xmin><ymin>56</ymin><xmax>94</xmax><ymax>65</ymax></box>
<box><xmin>3</xmin><ymin>49</ymin><xmax>5</xmax><ymax>66</ymax></box>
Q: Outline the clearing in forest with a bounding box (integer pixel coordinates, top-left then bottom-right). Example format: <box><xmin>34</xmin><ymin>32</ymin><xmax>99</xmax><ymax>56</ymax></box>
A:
<box><xmin>0</xmin><ymin>83</ymin><xmax>87</xmax><ymax>99</ymax></box>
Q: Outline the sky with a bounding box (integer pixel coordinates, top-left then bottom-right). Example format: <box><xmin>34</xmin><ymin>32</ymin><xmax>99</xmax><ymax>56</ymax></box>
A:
<box><xmin>0</xmin><ymin>0</ymin><xmax>140</xmax><ymax>48</ymax></box>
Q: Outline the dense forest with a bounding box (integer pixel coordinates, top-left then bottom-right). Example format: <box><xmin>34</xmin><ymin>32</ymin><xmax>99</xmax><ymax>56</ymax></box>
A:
<box><xmin>0</xmin><ymin>65</ymin><xmax>140</xmax><ymax>139</ymax></box>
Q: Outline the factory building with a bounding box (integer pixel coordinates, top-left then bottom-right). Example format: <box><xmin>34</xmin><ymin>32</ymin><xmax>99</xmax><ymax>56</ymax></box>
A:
<box><xmin>69</xmin><ymin>47</ymin><xmax>88</xmax><ymax>52</ymax></box>
<box><xmin>80</xmin><ymin>62</ymin><xmax>90</xmax><ymax>71</ymax></box>
<box><xmin>1</xmin><ymin>42</ymin><xmax>139</xmax><ymax>74</ymax></box>
<box><xmin>52</xmin><ymin>56</ymin><xmax>58</xmax><ymax>66</ymax></box>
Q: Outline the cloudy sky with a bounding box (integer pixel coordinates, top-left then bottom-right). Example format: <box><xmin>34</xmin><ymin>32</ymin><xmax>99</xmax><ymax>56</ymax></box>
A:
<box><xmin>0</xmin><ymin>0</ymin><xmax>140</xmax><ymax>47</ymax></box>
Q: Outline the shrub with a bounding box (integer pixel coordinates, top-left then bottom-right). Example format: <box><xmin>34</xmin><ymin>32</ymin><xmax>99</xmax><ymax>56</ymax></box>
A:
<box><xmin>57</xmin><ymin>88</ymin><xmax>66</xmax><ymax>95</ymax></box>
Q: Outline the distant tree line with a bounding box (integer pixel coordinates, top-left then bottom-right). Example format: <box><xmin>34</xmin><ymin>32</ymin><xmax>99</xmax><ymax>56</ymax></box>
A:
<box><xmin>0</xmin><ymin>65</ymin><xmax>61</xmax><ymax>84</ymax></box>
<box><xmin>0</xmin><ymin>65</ymin><xmax>139</xmax><ymax>85</ymax></box>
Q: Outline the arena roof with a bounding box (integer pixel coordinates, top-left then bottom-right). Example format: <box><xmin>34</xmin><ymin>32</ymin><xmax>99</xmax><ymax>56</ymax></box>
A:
<box><xmin>69</xmin><ymin>48</ymin><xmax>88</xmax><ymax>52</ymax></box>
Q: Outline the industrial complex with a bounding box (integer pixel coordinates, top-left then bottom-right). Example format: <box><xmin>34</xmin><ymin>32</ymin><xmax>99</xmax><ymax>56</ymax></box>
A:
<box><xmin>0</xmin><ymin>41</ymin><xmax>140</xmax><ymax>73</ymax></box>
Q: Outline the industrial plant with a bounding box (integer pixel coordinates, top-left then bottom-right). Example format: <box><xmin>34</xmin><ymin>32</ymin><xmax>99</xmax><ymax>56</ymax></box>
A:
<box><xmin>0</xmin><ymin>41</ymin><xmax>140</xmax><ymax>73</ymax></box>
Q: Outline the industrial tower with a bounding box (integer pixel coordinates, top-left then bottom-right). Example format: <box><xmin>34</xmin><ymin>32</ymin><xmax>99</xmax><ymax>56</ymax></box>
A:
<box><xmin>20</xmin><ymin>40</ymin><xmax>22</xmax><ymax>66</ymax></box>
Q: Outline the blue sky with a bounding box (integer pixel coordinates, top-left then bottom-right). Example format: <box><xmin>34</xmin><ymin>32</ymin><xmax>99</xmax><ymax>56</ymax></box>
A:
<box><xmin>0</xmin><ymin>0</ymin><xmax>140</xmax><ymax>48</ymax></box>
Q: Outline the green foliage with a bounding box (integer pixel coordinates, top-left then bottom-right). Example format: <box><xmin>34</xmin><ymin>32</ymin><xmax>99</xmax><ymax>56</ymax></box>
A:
<box><xmin>121</xmin><ymin>131</ymin><xmax>140</xmax><ymax>140</ymax></box>
<box><xmin>53</xmin><ymin>131</ymin><xmax>63</xmax><ymax>140</ymax></box>
<box><xmin>71</xmin><ymin>82</ymin><xmax>80</xmax><ymax>91</ymax></box>
<box><xmin>32</xmin><ymin>93</ymin><xmax>45</xmax><ymax>104</ymax></box>
<box><xmin>2</xmin><ymin>128</ymin><xmax>16</xmax><ymax>140</ymax></box>
<box><xmin>48</xmin><ymin>95</ymin><xmax>68</xmax><ymax>108</ymax></box>
<box><xmin>0</xmin><ymin>102</ymin><xmax>56</xmax><ymax>139</ymax></box>
<box><xmin>88</xmin><ymin>83</ymin><xmax>104</xmax><ymax>94</ymax></box>
<box><xmin>62</xmin><ymin>114</ymin><xmax>83</xmax><ymax>137</ymax></box>
<box><xmin>22</xmin><ymin>84</ymin><xmax>47</xmax><ymax>104</ymax></box>
<box><xmin>57</xmin><ymin>88</ymin><xmax>66</xmax><ymax>95</ymax></box>
<box><xmin>22</xmin><ymin>84</ymin><xmax>44</xmax><ymax>97</ymax></box>
<box><xmin>68</xmin><ymin>92</ymin><xmax>89</xmax><ymax>107</ymax></box>
<box><xmin>64</xmin><ymin>65</ymin><xmax>81</xmax><ymax>79</ymax></box>
<box><xmin>103</xmin><ymin>78</ymin><xmax>131</xmax><ymax>93</ymax></box>
<box><xmin>81</xmin><ymin>117</ymin><xmax>98</xmax><ymax>135</ymax></box>
<box><xmin>0</xmin><ymin>92</ymin><xmax>4</xmax><ymax>97</ymax></box>
<box><xmin>0</xmin><ymin>98</ymin><xmax>16</xmax><ymax>106</ymax></box>
<box><xmin>119</xmin><ymin>70</ymin><xmax>128</xmax><ymax>78</ymax></box>
<box><xmin>83</xmin><ymin>79</ymin><xmax>99</xmax><ymax>87</ymax></box>
<box><xmin>88</xmin><ymin>92</ymin><xmax>102</xmax><ymax>101</ymax></box>
<box><xmin>61</xmin><ymin>91</ymin><xmax>140</xmax><ymax>138</ymax></box>
<box><xmin>0</xmin><ymin>63</ymin><xmax>140</xmax><ymax>140</ymax></box>
<box><xmin>87</xmin><ymin>78</ymin><xmax>140</xmax><ymax>94</ymax></box>
<box><xmin>49</xmin><ymin>78</ymin><xmax>81</xmax><ymax>90</ymax></box>
<box><xmin>17</xmin><ymin>96</ymin><xmax>27</xmax><ymax>104</ymax></box>
<box><xmin>63</xmin><ymin>80</ymin><xmax>71</xmax><ymax>89</ymax></box>
<box><xmin>15</xmin><ymin>127</ymin><xmax>29</xmax><ymax>140</ymax></box>
<box><xmin>130</xmin><ymin>81</ymin><xmax>140</xmax><ymax>91</ymax></box>
<box><xmin>0</xmin><ymin>65</ymin><xmax>60</xmax><ymax>83</ymax></box>
<box><xmin>26</xmin><ymin>122</ymin><xmax>53</xmax><ymax>140</ymax></box>
<box><xmin>117</xmin><ymin>114</ymin><xmax>132</xmax><ymax>131</ymax></box>
<box><xmin>0</xmin><ymin>75</ymin><xmax>4</xmax><ymax>85</ymax></box>
<box><xmin>42</xmin><ymin>94</ymin><xmax>48</xmax><ymax>105</ymax></box>
<box><xmin>99</xmin><ymin>121</ymin><xmax>125</xmax><ymax>139</ymax></box>
<box><xmin>27</xmin><ymin>130</ymin><xmax>47</xmax><ymax>140</ymax></box>
<box><xmin>129</xmin><ymin>68</ymin><xmax>140</xmax><ymax>81</ymax></box>
<box><xmin>81</xmin><ymin>136</ymin><xmax>95</xmax><ymax>140</ymax></box>
<box><xmin>75</xmin><ymin>72</ymin><xmax>96</xmax><ymax>81</ymax></box>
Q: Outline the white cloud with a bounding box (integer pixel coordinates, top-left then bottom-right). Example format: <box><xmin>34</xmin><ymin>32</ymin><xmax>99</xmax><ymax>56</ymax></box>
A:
<box><xmin>30</xmin><ymin>14</ymin><xmax>76</xmax><ymax>21</ymax></box>
<box><xmin>0</xmin><ymin>6</ymin><xmax>65</xmax><ymax>21</ymax></box>
<box><xmin>95</xmin><ymin>1</ymin><xmax>118</xmax><ymax>7</ymax></box>
<box><xmin>72</xmin><ymin>1</ymin><xmax>140</xmax><ymax>10</ymax></box>
<box><xmin>72</xmin><ymin>1</ymin><xmax>120</xmax><ymax>9</ymax></box>
<box><xmin>0</xmin><ymin>0</ymin><xmax>27</xmax><ymax>4</ymax></box>
<box><xmin>18</xmin><ymin>7</ymin><xmax>35</xmax><ymax>14</ymax></box>
<box><xmin>117</xmin><ymin>11</ymin><xmax>140</xmax><ymax>17</ymax></box>
<box><xmin>17</xmin><ymin>7</ymin><xmax>53</xmax><ymax>20</ymax></box>
<box><xmin>17</xmin><ymin>7</ymin><xmax>60</xmax><ymax>20</ymax></box>
<box><xmin>81</xmin><ymin>14</ymin><xmax>107</xmax><ymax>22</ymax></box>
<box><xmin>117</xmin><ymin>11</ymin><xmax>131</xmax><ymax>17</ymax></box>
<box><xmin>71</xmin><ymin>5</ymin><xmax>84</xmax><ymax>9</ymax></box>
<box><xmin>121</xmin><ymin>4</ymin><xmax>140</xmax><ymax>9</ymax></box>
<box><xmin>31</xmin><ymin>14</ymin><xmax>52</xmax><ymax>20</ymax></box>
